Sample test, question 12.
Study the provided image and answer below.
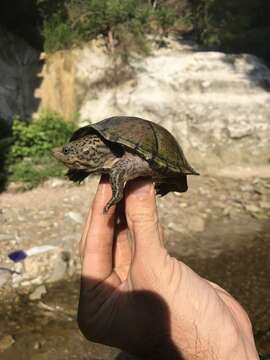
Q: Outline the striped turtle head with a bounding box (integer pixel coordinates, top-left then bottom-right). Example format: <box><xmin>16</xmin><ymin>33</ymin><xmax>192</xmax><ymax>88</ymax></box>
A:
<box><xmin>52</xmin><ymin>134</ymin><xmax>112</xmax><ymax>171</ymax></box>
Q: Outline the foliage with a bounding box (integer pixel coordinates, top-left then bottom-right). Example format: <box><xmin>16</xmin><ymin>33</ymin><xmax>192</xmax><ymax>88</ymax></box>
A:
<box><xmin>41</xmin><ymin>0</ymin><xmax>179</xmax><ymax>54</ymax></box>
<box><xmin>6</xmin><ymin>112</ymin><xmax>77</xmax><ymax>190</ymax></box>
<box><xmin>43</xmin><ymin>14</ymin><xmax>79</xmax><ymax>52</ymax></box>
<box><xmin>190</xmin><ymin>0</ymin><xmax>270</xmax><ymax>62</ymax></box>
<box><xmin>9</xmin><ymin>156</ymin><xmax>67</xmax><ymax>190</ymax></box>
<box><xmin>1</xmin><ymin>0</ymin><xmax>270</xmax><ymax>63</ymax></box>
<box><xmin>9</xmin><ymin>112</ymin><xmax>76</xmax><ymax>161</ymax></box>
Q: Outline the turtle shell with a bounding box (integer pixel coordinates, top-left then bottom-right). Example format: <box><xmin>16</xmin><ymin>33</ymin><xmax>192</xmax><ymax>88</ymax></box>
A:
<box><xmin>70</xmin><ymin>116</ymin><xmax>199</xmax><ymax>176</ymax></box>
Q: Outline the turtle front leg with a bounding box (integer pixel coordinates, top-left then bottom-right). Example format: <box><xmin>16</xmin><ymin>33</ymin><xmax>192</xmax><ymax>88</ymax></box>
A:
<box><xmin>104</xmin><ymin>162</ymin><xmax>127</xmax><ymax>213</ymax></box>
<box><xmin>104</xmin><ymin>154</ymin><xmax>153</xmax><ymax>212</ymax></box>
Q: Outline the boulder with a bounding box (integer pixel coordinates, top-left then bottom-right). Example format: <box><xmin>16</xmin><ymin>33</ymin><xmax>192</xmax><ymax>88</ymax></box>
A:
<box><xmin>0</xmin><ymin>27</ymin><xmax>41</xmax><ymax>124</ymax></box>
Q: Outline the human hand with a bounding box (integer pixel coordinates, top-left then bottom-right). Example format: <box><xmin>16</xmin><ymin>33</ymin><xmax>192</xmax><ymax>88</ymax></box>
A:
<box><xmin>78</xmin><ymin>176</ymin><xmax>259</xmax><ymax>359</ymax></box>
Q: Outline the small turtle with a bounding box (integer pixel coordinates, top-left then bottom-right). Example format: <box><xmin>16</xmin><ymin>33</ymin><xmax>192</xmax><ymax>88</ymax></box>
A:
<box><xmin>52</xmin><ymin>116</ymin><xmax>199</xmax><ymax>212</ymax></box>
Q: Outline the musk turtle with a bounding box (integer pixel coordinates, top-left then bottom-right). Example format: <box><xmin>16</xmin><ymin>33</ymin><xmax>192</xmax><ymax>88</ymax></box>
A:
<box><xmin>52</xmin><ymin>116</ymin><xmax>199</xmax><ymax>212</ymax></box>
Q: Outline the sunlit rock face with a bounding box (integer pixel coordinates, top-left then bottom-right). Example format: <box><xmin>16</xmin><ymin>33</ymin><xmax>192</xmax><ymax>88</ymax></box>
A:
<box><xmin>71</xmin><ymin>38</ymin><xmax>270</xmax><ymax>171</ymax></box>
<box><xmin>0</xmin><ymin>27</ymin><xmax>41</xmax><ymax>124</ymax></box>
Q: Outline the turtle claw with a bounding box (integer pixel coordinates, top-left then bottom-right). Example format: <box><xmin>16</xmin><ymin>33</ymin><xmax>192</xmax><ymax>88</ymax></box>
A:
<box><xmin>103</xmin><ymin>198</ymin><xmax>116</xmax><ymax>213</ymax></box>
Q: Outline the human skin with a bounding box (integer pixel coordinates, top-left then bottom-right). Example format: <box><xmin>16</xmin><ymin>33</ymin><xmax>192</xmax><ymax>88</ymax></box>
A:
<box><xmin>78</xmin><ymin>177</ymin><xmax>259</xmax><ymax>359</ymax></box>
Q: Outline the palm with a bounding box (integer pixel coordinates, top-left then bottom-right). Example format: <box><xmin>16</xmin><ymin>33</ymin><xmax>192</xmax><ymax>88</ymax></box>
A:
<box><xmin>78</xmin><ymin>179</ymin><xmax>259</xmax><ymax>359</ymax></box>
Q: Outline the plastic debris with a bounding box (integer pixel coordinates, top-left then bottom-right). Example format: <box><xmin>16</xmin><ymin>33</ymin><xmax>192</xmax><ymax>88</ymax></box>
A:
<box><xmin>8</xmin><ymin>245</ymin><xmax>58</xmax><ymax>263</ymax></box>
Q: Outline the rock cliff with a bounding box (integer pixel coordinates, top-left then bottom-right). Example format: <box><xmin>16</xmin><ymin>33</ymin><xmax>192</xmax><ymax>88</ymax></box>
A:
<box><xmin>0</xmin><ymin>27</ymin><xmax>41</xmax><ymax>124</ymax></box>
<box><xmin>1</xmin><ymin>31</ymin><xmax>270</xmax><ymax>171</ymax></box>
<box><xmin>40</xmin><ymin>38</ymin><xmax>270</xmax><ymax>171</ymax></box>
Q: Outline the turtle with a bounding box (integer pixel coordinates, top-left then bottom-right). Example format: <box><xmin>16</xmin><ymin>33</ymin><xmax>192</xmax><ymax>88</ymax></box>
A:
<box><xmin>52</xmin><ymin>116</ymin><xmax>199</xmax><ymax>212</ymax></box>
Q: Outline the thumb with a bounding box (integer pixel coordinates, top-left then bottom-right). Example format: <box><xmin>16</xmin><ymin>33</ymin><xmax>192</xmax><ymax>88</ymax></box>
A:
<box><xmin>125</xmin><ymin>178</ymin><xmax>164</xmax><ymax>258</ymax></box>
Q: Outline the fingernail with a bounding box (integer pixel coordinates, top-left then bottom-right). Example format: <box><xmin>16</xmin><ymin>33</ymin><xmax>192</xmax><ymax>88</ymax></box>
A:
<box><xmin>130</xmin><ymin>179</ymin><xmax>153</xmax><ymax>199</ymax></box>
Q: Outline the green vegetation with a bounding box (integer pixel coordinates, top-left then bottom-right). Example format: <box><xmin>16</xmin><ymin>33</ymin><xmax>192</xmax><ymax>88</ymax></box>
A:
<box><xmin>1</xmin><ymin>0</ymin><xmax>269</xmax><ymax>62</ymax></box>
<box><xmin>190</xmin><ymin>0</ymin><xmax>270</xmax><ymax>62</ymax></box>
<box><xmin>38</xmin><ymin>0</ymin><xmax>270</xmax><ymax>63</ymax></box>
<box><xmin>0</xmin><ymin>0</ymin><xmax>269</xmax><ymax>62</ymax></box>
<box><xmin>41</xmin><ymin>0</ymin><xmax>178</xmax><ymax>54</ymax></box>
<box><xmin>1</xmin><ymin>113</ymin><xmax>77</xmax><ymax>190</ymax></box>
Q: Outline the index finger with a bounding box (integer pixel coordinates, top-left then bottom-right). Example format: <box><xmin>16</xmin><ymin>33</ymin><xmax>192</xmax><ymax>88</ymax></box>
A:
<box><xmin>125</xmin><ymin>179</ymin><xmax>164</xmax><ymax>259</ymax></box>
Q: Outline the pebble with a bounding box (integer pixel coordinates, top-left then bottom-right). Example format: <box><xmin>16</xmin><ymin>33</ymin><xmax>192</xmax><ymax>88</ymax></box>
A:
<box><xmin>14</xmin><ymin>262</ymin><xmax>24</xmax><ymax>273</ymax></box>
<box><xmin>33</xmin><ymin>342</ymin><xmax>41</xmax><ymax>350</ymax></box>
<box><xmin>259</xmin><ymin>201</ymin><xmax>270</xmax><ymax>209</ymax></box>
<box><xmin>187</xmin><ymin>215</ymin><xmax>205</xmax><ymax>232</ymax></box>
<box><xmin>65</xmin><ymin>211</ymin><xmax>83</xmax><ymax>224</ymax></box>
<box><xmin>29</xmin><ymin>285</ymin><xmax>47</xmax><ymax>301</ymax></box>
<box><xmin>0</xmin><ymin>335</ymin><xmax>15</xmax><ymax>353</ymax></box>
<box><xmin>46</xmin><ymin>252</ymin><xmax>69</xmax><ymax>283</ymax></box>
<box><xmin>44</xmin><ymin>178</ymin><xmax>67</xmax><ymax>188</ymax></box>
<box><xmin>0</xmin><ymin>269</ymin><xmax>12</xmax><ymax>287</ymax></box>
<box><xmin>167</xmin><ymin>221</ymin><xmax>187</xmax><ymax>234</ymax></box>
<box><xmin>240</xmin><ymin>184</ymin><xmax>254</xmax><ymax>192</ymax></box>
<box><xmin>245</xmin><ymin>204</ymin><xmax>261</xmax><ymax>213</ymax></box>
<box><xmin>0</xmin><ymin>234</ymin><xmax>13</xmax><ymax>242</ymax></box>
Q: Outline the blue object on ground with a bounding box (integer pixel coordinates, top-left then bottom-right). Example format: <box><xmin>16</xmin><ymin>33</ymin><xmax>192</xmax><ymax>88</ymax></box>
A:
<box><xmin>8</xmin><ymin>250</ymin><xmax>27</xmax><ymax>262</ymax></box>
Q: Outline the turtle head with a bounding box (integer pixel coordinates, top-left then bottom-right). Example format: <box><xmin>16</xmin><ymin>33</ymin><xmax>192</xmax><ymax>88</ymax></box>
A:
<box><xmin>52</xmin><ymin>141</ymin><xmax>81</xmax><ymax>168</ymax></box>
<box><xmin>52</xmin><ymin>135</ymin><xmax>112</xmax><ymax>171</ymax></box>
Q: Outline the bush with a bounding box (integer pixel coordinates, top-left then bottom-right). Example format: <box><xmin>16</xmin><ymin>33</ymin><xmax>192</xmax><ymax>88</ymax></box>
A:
<box><xmin>190</xmin><ymin>0</ymin><xmax>270</xmax><ymax>63</ymax></box>
<box><xmin>7</xmin><ymin>112</ymin><xmax>77</xmax><ymax>189</ymax></box>
<box><xmin>42</xmin><ymin>0</ymin><xmax>180</xmax><ymax>54</ymax></box>
<box><xmin>43</xmin><ymin>14</ymin><xmax>79</xmax><ymax>52</ymax></box>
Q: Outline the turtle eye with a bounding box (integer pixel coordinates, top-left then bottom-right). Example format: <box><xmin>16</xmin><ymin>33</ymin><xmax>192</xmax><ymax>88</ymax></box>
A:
<box><xmin>63</xmin><ymin>146</ymin><xmax>69</xmax><ymax>155</ymax></box>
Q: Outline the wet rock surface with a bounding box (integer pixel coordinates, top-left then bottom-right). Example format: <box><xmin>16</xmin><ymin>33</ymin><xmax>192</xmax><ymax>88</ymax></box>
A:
<box><xmin>0</xmin><ymin>172</ymin><xmax>269</xmax><ymax>358</ymax></box>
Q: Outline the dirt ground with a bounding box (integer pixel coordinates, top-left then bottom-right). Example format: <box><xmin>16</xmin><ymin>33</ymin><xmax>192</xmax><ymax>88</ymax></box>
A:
<box><xmin>0</xmin><ymin>170</ymin><xmax>269</xmax><ymax>359</ymax></box>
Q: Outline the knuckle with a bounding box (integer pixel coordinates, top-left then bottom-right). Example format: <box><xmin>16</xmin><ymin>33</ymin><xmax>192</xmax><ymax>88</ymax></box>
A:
<box><xmin>129</xmin><ymin>206</ymin><xmax>158</xmax><ymax>225</ymax></box>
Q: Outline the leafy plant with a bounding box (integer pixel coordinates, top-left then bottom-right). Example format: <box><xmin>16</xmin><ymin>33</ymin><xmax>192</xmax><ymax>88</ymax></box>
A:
<box><xmin>41</xmin><ymin>0</ymin><xmax>180</xmax><ymax>54</ymax></box>
<box><xmin>9</xmin><ymin>112</ymin><xmax>76</xmax><ymax>161</ymax></box>
<box><xmin>7</xmin><ymin>112</ymin><xmax>77</xmax><ymax>189</ymax></box>
<box><xmin>9</xmin><ymin>156</ymin><xmax>67</xmax><ymax>190</ymax></box>
<box><xmin>43</xmin><ymin>14</ymin><xmax>79</xmax><ymax>52</ymax></box>
<box><xmin>190</xmin><ymin>0</ymin><xmax>270</xmax><ymax>62</ymax></box>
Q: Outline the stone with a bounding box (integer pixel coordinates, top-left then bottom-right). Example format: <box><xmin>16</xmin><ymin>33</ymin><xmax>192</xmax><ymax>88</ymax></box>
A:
<box><xmin>167</xmin><ymin>221</ymin><xmax>187</xmax><ymax>234</ymax></box>
<box><xmin>240</xmin><ymin>184</ymin><xmax>254</xmax><ymax>192</ymax></box>
<box><xmin>23</xmin><ymin>249</ymin><xmax>68</xmax><ymax>284</ymax></box>
<box><xmin>44</xmin><ymin>178</ymin><xmax>68</xmax><ymax>188</ymax></box>
<box><xmin>0</xmin><ymin>335</ymin><xmax>15</xmax><ymax>353</ymax></box>
<box><xmin>245</xmin><ymin>204</ymin><xmax>261</xmax><ymax>213</ymax></box>
<box><xmin>259</xmin><ymin>201</ymin><xmax>270</xmax><ymax>209</ymax></box>
<box><xmin>33</xmin><ymin>342</ymin><xmax>41</xmax><ymax>350</ymax></box>
<box><xmin>13</xmin><ymin>262</ymin><xmax>24</xmax><ymax>273</ymax></box>
<box><xmin>46</xmin><ymin>252</ymin><xmax>69</xmax><ymax>283</ymax></box>
<box><xmin>29</xmin><ymin>285</ymin><xmax>47</xmax><ymax>301</ymax></box>
<box><xmin>187</xmin><ymin>215</ymin><xmax>205</xmax><ymax>232</ymax></box>
<box><xmin>0</xmin><ymin>234</ymin><xmax>13</xmax><ymax>242</ymax></box>
<box><xmin>65</xmin><ymin>211</ymin><xmax>83</xmax><ymax>224</ymax></box>
<box><xmin>0</xmin><ymin>26</ymin><xmax>41</xmax><ymax>123</ymax></box>
<box><xmin>0</xmin><ymin>269</ymin><xmax>12</xmax><ymax>287</ymax></box>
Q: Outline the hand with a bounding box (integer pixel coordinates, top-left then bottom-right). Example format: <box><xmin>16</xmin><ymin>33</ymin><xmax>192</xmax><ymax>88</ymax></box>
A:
<box><xmin>78</xmin><ymin>177</ymin><xmax>259</xmax><ymax>359</ymax></box>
